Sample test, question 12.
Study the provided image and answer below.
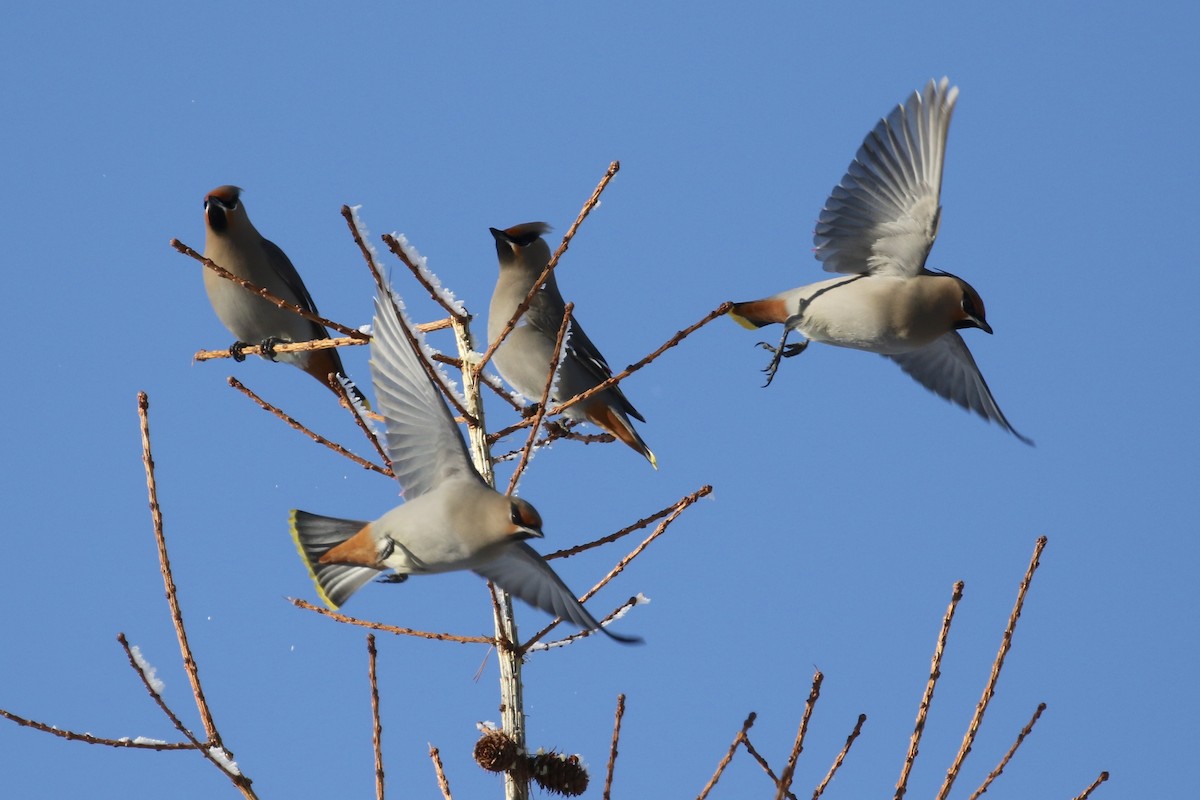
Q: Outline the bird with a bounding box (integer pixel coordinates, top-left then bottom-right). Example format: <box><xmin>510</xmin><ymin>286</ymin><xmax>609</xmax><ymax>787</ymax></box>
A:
<box><xmin>201</xmin><ymin>185</ymin><xmax>368</xmax><ymax>407</ymax></box>
<box><xmin>729</xmin><ymin>78</ymin><xmax>1031</xmax><ymax>444</ymax></box>
<box><xmin>487</xmin><ymin>222</ymin><xmax>657</xmax><ymax>466</ymax></box>
<box><xmin>290</xmin><ymin>284</ymin><xmax>641</xmax><ymax>644</ymax></box>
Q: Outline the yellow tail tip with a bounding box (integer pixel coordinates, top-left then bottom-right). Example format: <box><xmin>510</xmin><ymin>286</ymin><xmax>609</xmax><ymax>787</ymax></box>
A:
<box><xmin>288</xmin><ymin>509</ymin><xmax>341</xmax><ymax>611</ymax></box>
<box><xmin>728</xmin><ymin>308</ymin><xmax>762</xmax><ymax>330</ymax></box>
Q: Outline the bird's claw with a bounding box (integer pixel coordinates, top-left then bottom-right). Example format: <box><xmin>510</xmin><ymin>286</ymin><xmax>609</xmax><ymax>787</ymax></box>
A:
<box><xmin>259</xmin><ymin>337</ymin><xmax>283</xmax><ymax>362</ymax></box>
<box><xmin>228</xmin><ymin>341</ymin><xmax>249</xmax><ymax>362</ymax></box>
<box><xmin>755</xmin><ymin>337</ymin><xmax>808</xmax><ymax>387</ymax></box>
<box><xmin>375</xmin><ymin>573</ymin><xmax>408</xmax><ymax>585</ymax></box>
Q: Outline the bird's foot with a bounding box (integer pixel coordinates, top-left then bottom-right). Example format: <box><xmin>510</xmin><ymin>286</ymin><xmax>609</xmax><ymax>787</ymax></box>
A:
<box><xmin>375</xmin><ymin>573</ymin><xmax>408</xmax><ymax>585</ymax></box>
<box><xmin>259</xmin><ymin>337</ymin><xmax>283</xmax><ymax>362</ymax></box>
<box><xmin>755</xmin><ymin>336</ymin><xmax>808</xmax><ymax>387</ymax></box>
<box><xmin>228</xmin><ymin>341</ymin><xmax>250</xmax><ymax>363</ymax></box>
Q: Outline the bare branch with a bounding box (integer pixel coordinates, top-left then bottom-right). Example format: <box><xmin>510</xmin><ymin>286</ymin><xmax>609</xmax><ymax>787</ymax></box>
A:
<box><xmin>137</xmin><ymin>393</ymin><xmax>220</xmax><ymax>745</ymax></box>
<box><xmin>812</xmin><ymin>713</ymin><xmax>866</xmax><ymax>800</ymax></box>
<box><xmin>1071</xmin><ymin>771</ymin><xmax>1109</xmax><ymax>800</ymax></box>
<box><xmin>430</xmin><ymin>746</ymin><xmax>454</xmax><ymax>800</ymax></box>
<box><xmin>895</xmin><ymin>580</ymin><xmax>965</xmax><ymax>800</ymax></box>
<box><xmin>548</xmin><ymin>302</ymin><xmax>732</xmax><ymax>419</ymax></box>
<box><xmin>505</xmin><ymin>303</ymin><xmax>573</xmax><ymax>495</ymax></box>
<box><xmin>171</xmin><ymin>239</ymin><xmax>368</xmax><ymax>340</ymax></box>
<box><xmin>521</xmin><ymin>486</ymin><xmax>709</xmax><ymax>650</ymax></box>
<box><xmin>227</xmin><ymin>378</ymin><xmax>392</xmax><ymax>477</ymax></box>
<box><xmin>603</xmin><ymin>695</ymin><xmax>626</xmax><ymax>800</ymax></box>
<box><xmin>116</xmin><ymin>635</ymin><xmax>257</xmax><ymax>798</ymax></box>
<box><xmin>367</xmin><ymin>635</ymin><xmax>385</xmax><ymax>800</ymax></box>
<box><xmin>545</xmin><ymin>485</ymin><xmax>711</xmax><ymax>561</ymax></box>
<box><xmin>0</xmin><ymin>708</ymin><xmax>195</xmax><ymax>750</ymax></box>
<box><xmin>290</xmin><ymin>598</ymin><xmax>495</xmax><ymax>644</ymax></box>
<box><xmin>474</xmin><ymin>161</ymin><xmax>620</xmax><ymax>375</ymax></box>
<box><xmin>382</xmin><ymin>233</ymin><xmax>468</xmax><ymax>321</ymax></box>
<box><xmin>967</xmin><ymin>704</ymin><xmax>1045</xmax><ymax>800</ymax></box>
<box><xmin>327</xmin><ymin>376</ymin><xmax>393</xmax><ymax>469</ymax></box>
<box><xmin>775</xmin><ymin>670</ymin><xmax>824</xmax><ymax>800</ymax></box>
<box><xmin>526</xmin><ymin>595</ymin><xmax>643</xmax><ymax>651</ymax></box>
<box><xmin>740</xmin><ymin>734</ymin><xmax>792</xmax><ymax>798</ymax></box>
<box><xmin>936</xmin><ymin>537</ymin><xmax>1048</xmax><ymax>800</ymax></box>
<box><xmin>697</xmin><ymin>712</ymin><xmax>757</xmax><ymax>800</ymax></box>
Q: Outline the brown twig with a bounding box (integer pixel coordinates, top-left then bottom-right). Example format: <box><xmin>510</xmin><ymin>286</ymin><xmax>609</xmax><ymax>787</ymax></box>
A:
<box><xmin>697</xmin><ymin>712</ymin><xmax>757</xmax><ymax>800</ymax></box>
<box><xmin>527</xmin><ymin>595</ymin><xmax>643</xmax><ymax>651</ymax></box>
<box><xmin>895</xmin><ymin>580</ymin><xmax>965</xmax><ymax>800</ymax></box>
<box><xmin>0</xmin><ymin>708</ymin><xmax>195</xmax><ymax>750</ymax></box>
<box><xmin>966</xmin><ymin>704</ymin><xmax>1045</xmax><ymax>800</ymax></box>
<box><xmin>137</xmin><ymin>393</ymin><xmax>220</xmax><ymax>745</ymax></box>
<box><xmin>474</xmin><ymin>161</ymin><xmax>619</xmax><ymax>375</ymax></box>
<box><xmin>548</xmin><ymin>301</ymin><xmax>732</xmax><ymax>419</ymax></box>
<box><xmin>367</xmin><ymin>635</ymin><xmax>385</xmax><ymax>800</ymax></box>
<box><xmin>194</xmin><ymin>336</ymin><xmax>366</xmax><ymax>363</ymax></box>
<box><xmin>430</xmin><ymin>745</ymin><xmax>454</xmax><ymax>800</ymax></box>
<box><xmin>603</xmin><ymin>694</ymin><xmax>626</xmax><ymax>800</ymax></box>
<box><xmin>521</xmin><ymin>487</ymin><xmax>708</xmax><ymax>650</ymax></box>
<box><xmin>775</xmin><ymin>671</ymin><xmax>824</xmax><ymax>800</ymax></box>
<box><xmin>505</xmin><ymin>303</ymin><xmax>573</xmax><ymax>495</ymax></box>
<box><xmin>171</xmin><ymin>239</ymin><xmax>368</xmax><ymax>340</ymax></box>
<box><xmin>328</xmin><ymin>376</ymin><xmax>393</xmax><ymax>469</ymax></box>
<box><xmin>116</xmin><ymin>635</ymin><xmax>256</xmax><ymax>797</ymax></box>
<box><xmin>227</xmin><ymin>378</ymin><xmax>392</xmax><ymax>477</ymax></box>
<box><xmin>740</xmin><ymin>734</ymin><xmax>792</xmax><ymax>797</ymax></box>
<box><xmin>812</xmin><ymin>713</ymin><xmax>866</xmax><ymax>800</ymax></box>
<box><xmin>936</xmin><ymin>537</ymin><xmax>1048</xmax><ymax>800</ymax></box>
<box><xmin>290</xmin><ymin>598</ymin><xmax>496</xmax><ymax>644</ymax></box>
<box><xmin>1071</xmin><ymin>771</ymin><xmax>1109</xmax><ymax>800</ymax></box>
<box><xmin>382</xmin><ymin>233</ymin><xmax>468</xmax><ymax>321</ymax></box>
<box><xmin>545</xmin><ymin>485</ymin><xmax>709</xmax><ymax>561</ymax></box>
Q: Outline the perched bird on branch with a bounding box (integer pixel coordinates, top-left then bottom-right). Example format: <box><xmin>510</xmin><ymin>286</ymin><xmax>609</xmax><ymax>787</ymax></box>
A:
<box><xmin>730</xmin><ymin>78</ymin><xmax>1031</xmax><ymax>444</ymax></box>
<box><xmin>290</xmin><ymin>286</ymin><xmax>641</xmax><ymax>644</ymax></box>
<box><xmin>488</xmin><ymin>222</ymin><xmax>657</xmax><ymax>466</ymax></box>
<box><xmin>200</xmin><ymin>185</ymin><xmax>368</xmax><ymax>407</ymax></box>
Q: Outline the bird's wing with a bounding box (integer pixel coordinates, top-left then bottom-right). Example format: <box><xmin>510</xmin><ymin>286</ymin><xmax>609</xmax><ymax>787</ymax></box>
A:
<box><xmin>524</xmin><ymin>281</ymin><xmax>645</xmax><ymax>423</ymax></box>
<box><xmin>814</xmin><ymin>77</ymin><xmax>958</xmax><ymax>278</ymax></box>
<box><xmin>474</xmin><ymin>543</ymin><xmax>641</xmax><ymax>644</ymax></box>
<box><xmin>887</xmin><ymin>332</ymin><xmax>1033</xmax><ymax>445</ymax></box>
<box><xmin>261</xmin><ymin>237</ymin><xmax>323</xmax><ymax>317</ymax></box>
<box><xmin>370</xmin><ymin>290</ymin><xmax>480</xmax><ymax>498</ymax></box>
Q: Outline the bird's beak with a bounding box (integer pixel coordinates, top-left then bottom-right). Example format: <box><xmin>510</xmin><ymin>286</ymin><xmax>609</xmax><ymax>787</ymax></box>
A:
<box><xmin>205</xmin><ymin>196</ymin><xmax>229</xmax><ymax>231</ymax></box>
<box><xmin>517</xmin><ymin>525</ymin><xmax>544</xmax><ymax>540</ymax></box>
<box><xmin>489</xmin><ymin>227</ymin><xmax>508</xmax><ymax>243</ymax></box>
<box><xmin>957</xmin><ymin>315</ymin><xmax>993</xmax><ymax>335</ymax></box>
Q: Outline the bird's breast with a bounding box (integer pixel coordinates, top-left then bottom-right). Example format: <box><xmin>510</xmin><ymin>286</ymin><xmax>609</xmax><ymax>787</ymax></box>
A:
<box><xmin>790</xmin><ymin>276</ymin><xmax>954</xmax><ymax>354</ymax></box>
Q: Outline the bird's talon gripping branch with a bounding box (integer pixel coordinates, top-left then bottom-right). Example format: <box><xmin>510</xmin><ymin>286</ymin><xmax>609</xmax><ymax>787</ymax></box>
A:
<box><xmin>228</xmin><ymin>341</ymin><xmax>249</xmax><ymax>363</ymax></box>
<box><xmin>259</xmin><ymin>337</ymin><xmax>283</xmax><ymax>362</ymax></box>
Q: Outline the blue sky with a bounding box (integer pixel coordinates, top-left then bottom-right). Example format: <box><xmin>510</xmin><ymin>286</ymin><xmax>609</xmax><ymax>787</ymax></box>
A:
<box><xmin>2</xmin><ymin>2</ymin><xmax>1196</xmax><ymax>797</ymax></box>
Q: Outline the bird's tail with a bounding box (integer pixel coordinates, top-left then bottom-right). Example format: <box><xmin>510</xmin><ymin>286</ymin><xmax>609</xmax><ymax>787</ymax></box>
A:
<box><xmin>584</xmin><ymin>402</ymin><xmax>658</xmax><ymax>469</ymax></box>
<box><xmin>290</xmin><ymin>510</ymin><xmax>381</xmax><ymax>609</ymax></box>
<box><xmin>728</xmin><ymin>297</ymin><xmax>788</xmax><ymax>330</ymax></box>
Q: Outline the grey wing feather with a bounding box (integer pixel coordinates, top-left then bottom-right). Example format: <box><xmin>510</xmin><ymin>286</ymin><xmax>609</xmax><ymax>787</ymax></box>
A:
<box><xmin>370</xmin><ymin>291</ymin><xmax>479</xmax><ymax>498</ymax></box>
<box><xmin>887</xmin><ymin>333</ymin><xmax>1033</xmax><ymax>445</ymax></box>
<box><xmin>526</xmin><ymin>282</ymin><xmax>644</xmax><ymax>422</ymax></box>
<box><xmin>814</xmin><ymin>77</ymin><xmax>958</xmax><ymax>278</ymax></box>
<box><xmin>473</xmin><ymin>543</ymin><xmax>642</xmax><ymax>644</ymax></box>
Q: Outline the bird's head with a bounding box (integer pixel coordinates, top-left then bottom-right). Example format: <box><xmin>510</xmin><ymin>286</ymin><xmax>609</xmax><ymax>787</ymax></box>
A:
<box><xmin>490</xmin><ymin>222</ymin><xmax>552</xmax><ymax>268</ymax></box>
<box><xmin>953</xmin><ymin>278</ymin><xmax>993</xmax><ymax>335</ymax></box>
<box><xmin>508</xmin><ymin>497</ymin><xmax>544</xmax><ymax>540</ymax></box>
<box><xmin>203</xmin><ymin>185</ymin><xmax>245</xmax><ymax>234</ymax></box>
